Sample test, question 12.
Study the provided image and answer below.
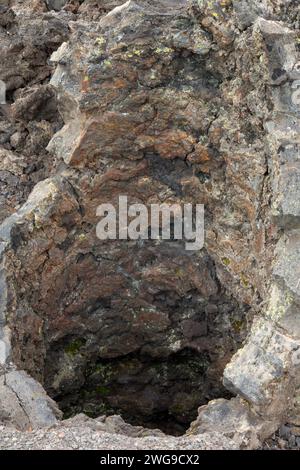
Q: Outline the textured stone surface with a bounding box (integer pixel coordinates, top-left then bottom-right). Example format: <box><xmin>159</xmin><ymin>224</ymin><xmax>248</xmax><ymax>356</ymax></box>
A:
<box><xmin>5</xmin><ymin>370</ymin><xmax>62</xmax><ymax>428</ymax></box>
<box><xmin>0</xmin><ymin>0</ymin><xmax>299</xmax><ymax>450</ymax></box>
<box><xmin>46</xmin><ymin>0</ymin><xmax>68</xmax><ymax>11</ymax></box>
<box><xmin>2</xmin><ymin>0</ymin><xmax>261</xmax><ymax>432</ymax></box>
<box><xmin>0</xmin><ymin>369</ymin><xmax>61</xmax><ymax>430</ymax></box>
<box><xmin>223</xmin><ymin>319</ymin><xmax>299</xmax><ymax>417</ymax></box>
<box><xmin>0</xmin><ymin>374</ymin><xmax>30</xmax><ymax>430</ymax></box>
<box><xmin>188</xmin><ymin>397</ymin><xmax>277</xmax><ymax>450</ymax></box>
<box><xmin>0</xmin><ymin>423</ymin><xmax>238</xmax><ymax>450</ymax></box>
<box><xmin>0</xmin><ymin>1</ymin><xmax>69</xmax><ymax>223</ymax></box>
<box><xmin>216</xmin><ymin>8</ymin><xmax>300</xmax><ymax>446</ymax></box>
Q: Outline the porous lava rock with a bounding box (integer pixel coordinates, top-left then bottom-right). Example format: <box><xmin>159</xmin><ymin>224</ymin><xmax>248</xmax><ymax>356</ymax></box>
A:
<box><xmin>0</xmin><ymin>0</ymin><xmax>299</xmax><ymax>449</ymax></box>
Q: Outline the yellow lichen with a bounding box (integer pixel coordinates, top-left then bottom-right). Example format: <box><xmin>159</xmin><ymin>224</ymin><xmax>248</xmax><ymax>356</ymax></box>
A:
<box><xmin>78</xmin><ymin>233</ymin><xmax>87</xmax><ymax>241</ymax></box>
<box><xmin>266</xmin><ymin>285</ymin><xmax>294</xmax><ymax>321</ymax></box>
<box><xmin>155</xmin><ymin>47</ymin><xmax>173</xmax><ymax>54</ymax></box>
<box><xmin>133</xmin><ymin>49</ymin><xmax>143</xmax><ymax>56</ymax></box>
<box><xmin>220</xmin><ymin>0</ymin><xmax>232</xmax><ymax>7</ymax></box>
<box><xmin>175</xmin><ymin>267</ymin><xmax>184</xmax><ymax>278</ymax></box>
<box><xmin>124</xmin><ymin>49</ymin><xmax>144</xmax><ymax>59</ymax></box>
<box><xmin>103</xmin><ymin>59</ymin><xmax>112</xmax><ymax>68</ymax></box>
<box><xmin>222</xmin><ymin>257</ymin><xmax>231</xmax><ymax>266</ymax></box>
<box><xmin>95</xmin><ymin>36</ymin><xmax>106</xmax><ymax>46</ymax></box>
<box><xmin>240</xmin><ymin>275</ymin><xmax>249</xmax><ymax>288</ymax></box>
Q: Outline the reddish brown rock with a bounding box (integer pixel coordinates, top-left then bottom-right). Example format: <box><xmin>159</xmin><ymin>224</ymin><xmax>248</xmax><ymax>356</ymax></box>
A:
<box><xmin>0</xmin><ymin>0</ymin><xmax>299</xmax><ymax>447</ymax></box>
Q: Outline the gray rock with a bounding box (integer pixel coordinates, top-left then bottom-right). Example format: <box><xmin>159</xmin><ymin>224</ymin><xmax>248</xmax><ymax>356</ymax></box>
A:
<box><xmin>0</xmin><ymin>423</ymin><xmax>238</xmax><ymax>450</ymax></box>
<box><xmin>273</xmin><ymin>233</ymin><xmax>300</xmax><ymax>303</ymax></box>
<box><xmin>223</xmin><ymin>319</ymin><xmax>300</xmax><ymax>417</ymax></box>
<box><xmin>5</xmin><ymin>370</ymin><xmax>62</xmax><ymax>428</ymax></box>
<box><xmin>188</xmin><ymin>397</ymin><xmax>278</xmax><ymax>449</ymax></box>
<box><xmin>46</xmin><ymin>0</ymin><xmax>68</xmax><ymax>11</ymax></box>
<box><xmin>279</xmin><ymin>424</ymin><xmax>291</xmax><ymax>440</ymax></box>
<box><xmin>288</xmin><ymin>434</ymin><xmax>296</xmax><ymax>447</ymax></box>
<box><xmin>0</xmin><ymin>376</ymin><xmax>30</xmax><ymax>430</ymax></box>
<box><xmin>232</xmin><ymin>0</ymin><xmax>261</xmax><ymax>30</ymax></box>
<box><xmin>0</xmin><ymin>0</ymin><xmax>300</xmax><ymax>452</ymax></box>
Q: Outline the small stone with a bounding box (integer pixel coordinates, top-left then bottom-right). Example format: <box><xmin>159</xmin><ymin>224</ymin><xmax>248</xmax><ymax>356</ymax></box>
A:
<box><xmin>10</xmin><ymin>132</ymin><xmax>23</xmax><ymax>149</ymax></box>
<box><xmin>290</xmin><ymin>426</ymin><xmax>300</xmax><ymax>437</ymax></box>
<box><xmin>277</xmin><ymin>438</ymin><xmax>286</xmax><ymax>449</ymax></box>
<box><xmin>45</xmin><ymin>0</ymin><xmax>68</xmax><ymax>11</ymax></box>
<box><xmin>288</xmin><ymin>435</ymin><xmax>296</xmax><ymax>448</ymax></box>
<box><xmin>279</xmin><ymin>424</ymin><xmax>291</xmax><ymax>440</ymax></box>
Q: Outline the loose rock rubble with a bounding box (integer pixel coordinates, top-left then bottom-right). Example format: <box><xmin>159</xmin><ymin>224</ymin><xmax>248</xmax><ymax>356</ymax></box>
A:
<box><xmin>0</xmin><ymin>425</ymin><xmax>238</xmax><ymax>450</ymax></box>
<box><xmin>0</xmin><ymin>412</ymin><xmax>238</xmax><ymax>450</ymax></box>
<box><xmin>263</xmin><ymin>423</ymin><xmax>300</xmax><ymax>450</ymax></box>
<box><xmin>0</xmin><ymin>0</ymin><xmax>300</xmax><ymax>450</ymax></box>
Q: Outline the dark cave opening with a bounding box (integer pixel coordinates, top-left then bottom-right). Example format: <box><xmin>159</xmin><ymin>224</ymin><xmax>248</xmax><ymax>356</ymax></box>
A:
<box><xmin>52</xmin><ymin>348</ymin><xmax>234</xmax><ymax>436</ymax></box>
<box><xmin>39</xmin><ymin>283</ymin><xmax>249</xmax><ymax>436</ymax></box>
<box><xmin>7</xmin><ymin>229</ymin><xmax>251</xmax><ymax>435</ymax></box>
<box><xmin>6</xmin><ymin>180</ymin><xmax>251</xmax><ymax>436</ymax></box>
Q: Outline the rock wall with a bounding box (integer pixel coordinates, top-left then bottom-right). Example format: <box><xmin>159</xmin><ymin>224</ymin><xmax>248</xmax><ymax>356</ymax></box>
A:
<box><xmin>0</xmin><ymin>0</ymin><xmax>299</xmax><ymax>448</ymax></box>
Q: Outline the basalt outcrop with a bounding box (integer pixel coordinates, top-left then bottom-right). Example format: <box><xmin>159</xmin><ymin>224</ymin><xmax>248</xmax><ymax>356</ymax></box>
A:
<box><xmin>0</xmin><ymin>0</ymin><xmax>299</xmax><ymax>449</ymax></box>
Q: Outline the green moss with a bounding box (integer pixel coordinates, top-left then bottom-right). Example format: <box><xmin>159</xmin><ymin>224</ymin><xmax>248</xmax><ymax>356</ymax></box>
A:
<box><xmin>95</xmin><ymin>385</ymin><xmax>110</xmax><ymax>397</ymax></box>
<box><xmin>65</xmin><ymin>338</ymin><xmax>86</xmax><ymax>357</ymax></box>
<box><xmin>87</xmin><ymin>362</ymin><xmax>115</xmax><ymax>383</ymax></box>
<box><xmin>175</xmin><ymin>267</ymin><xmax>184</xmax><ymax>278</ymax></box>
<box><xmin>240</xmin><ymin>275</ymin><xmax>249</xmax><ymax>288</ymax></box>
<box><xmin>169</xmin><ymin>402</ymin><xmax>188</xmax><ymax>415</ymax></box>
<box><xmin>231</xmin><ymin>318</ymin><xmax>246</xmax><ymax>333</ymax></box>
<box><xmin>222</xmin><ymin>257</ymin><xmax>231</xmax><ymax>266</ymax></box>
<box><xmin>83</xmin><ymin>402</ymin><xmax>111</xmax><ymax>417</ymax></box>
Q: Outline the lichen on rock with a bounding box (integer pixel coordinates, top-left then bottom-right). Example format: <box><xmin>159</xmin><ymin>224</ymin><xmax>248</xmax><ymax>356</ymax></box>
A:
<box><xmin>0</xmin><ymin>0</ymin><xmax>300</xmax><ymax>450</ymax></box>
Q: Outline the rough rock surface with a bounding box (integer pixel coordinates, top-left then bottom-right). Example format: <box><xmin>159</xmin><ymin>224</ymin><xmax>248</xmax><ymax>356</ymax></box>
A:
<box><xmin>0</xmin><ymin>411</ymin><xmax>238</xmax><ymax>450</ymax></box>
<box><xmin>0</xmin><ymin>423</ymin><xmax>238</xmax><ymax>450</ymax></box>
<box><xmin>2</xmin><ymin>0</ymin><xmax>255</xmax><ymax>432</ymax></box>
<box><xmin>0</xmin><ymin>0</ymin><xmax>69</xmax><ymax>222</ymax></box>
<box><xmin>0</xmin><ymin>0</ymin><xmax>299</xmax><ymax>450</ymax></box>
<box><xmin>0</xmin><ymin>366</ymin><xmax>61</xmax><ymax>430</ymax></box>
<box><xmin>263</xmin><ymin>422</ymin><xmax>300</xmax><ymax>450</ymax></box>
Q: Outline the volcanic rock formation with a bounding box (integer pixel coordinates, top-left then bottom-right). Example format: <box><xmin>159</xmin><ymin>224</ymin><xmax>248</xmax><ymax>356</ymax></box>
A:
<box><xmin>0</xmin><ymin>0</ymin><xmax>299</xmax><ymax>449</ymax></box>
